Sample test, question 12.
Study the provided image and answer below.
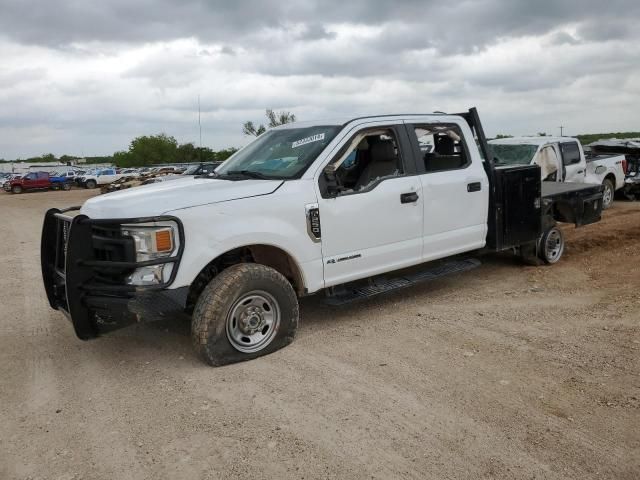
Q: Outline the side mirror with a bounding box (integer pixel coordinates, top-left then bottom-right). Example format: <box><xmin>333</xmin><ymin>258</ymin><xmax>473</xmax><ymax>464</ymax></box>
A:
<box><xmin>595</xmin><ymin>165</ymin><xmax>606</xmax><ymax>175</ymax></box>
<box><xmin>323</xmin><ymin>165</ymin><xmax>341</xmax><ymax>196</ymax></box>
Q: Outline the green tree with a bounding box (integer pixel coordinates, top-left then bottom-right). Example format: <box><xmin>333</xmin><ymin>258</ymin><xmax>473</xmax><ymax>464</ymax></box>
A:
<box><xmin>214</xmin><ymin>147</ymin><xmax>238</xmax><ymax>161</ymax></box>
<box><xmin>243</xmin><ymin>109</ymin><xmax>296</xmax><ymax>136</ymax></box>
<box><xmin>127</xmin><ymin>133</ymin><xmax>179</xmax><ymax>166</ymax></box>
<box><xmin>494</xmin><ymin>134</ymin><xmax>513</xmax><ymax>139</ymax></box>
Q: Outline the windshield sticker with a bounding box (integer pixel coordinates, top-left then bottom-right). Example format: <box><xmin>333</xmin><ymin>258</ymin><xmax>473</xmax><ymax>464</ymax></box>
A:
<box><xmin>292</xmin><ymin>133</ymin><xmax>325</xmax><ymax>149</ymax></box>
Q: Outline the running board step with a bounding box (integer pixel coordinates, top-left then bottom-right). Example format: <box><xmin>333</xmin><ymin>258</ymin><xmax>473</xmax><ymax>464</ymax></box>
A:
<box><xmin>324</xmin><ymin>258</ymin><xmax>481</xmax><ymax>306</ymax></box>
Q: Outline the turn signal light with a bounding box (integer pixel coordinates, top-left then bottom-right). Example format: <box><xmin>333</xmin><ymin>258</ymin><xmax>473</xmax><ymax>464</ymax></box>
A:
<box><xmin>155</xmin><ymin>230</ymin><xmax>173</xmax><ymax>252</ymax></box>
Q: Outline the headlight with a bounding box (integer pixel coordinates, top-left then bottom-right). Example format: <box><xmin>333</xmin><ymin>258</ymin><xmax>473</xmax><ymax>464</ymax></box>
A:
<box><xmin>121</xmin><ymin>222</ymin><xmax>180</xmax><ymax>285</ymax></box>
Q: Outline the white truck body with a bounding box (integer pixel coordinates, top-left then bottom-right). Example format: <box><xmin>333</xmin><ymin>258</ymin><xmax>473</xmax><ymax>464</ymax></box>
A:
<box><xmin>79</xmin><ymin>168</ymin><xmax>126</xmax><ymax>187</ymax></box>
<box><xmin>82</xmin><ymin>115</ymin><xmax>489</xmax><ymax>293</ymax></box>
<box><xmin>489</xmin><ymin>136</ymin><xmax>625</xmax><ymax>208</ymax></box>
<box><xmin>42</xmin><ymin>109</ymin><xmax>605</xmax><ymax>365</ymax></box>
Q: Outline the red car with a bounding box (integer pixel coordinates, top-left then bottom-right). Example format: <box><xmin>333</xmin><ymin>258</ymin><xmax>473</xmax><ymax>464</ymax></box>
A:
<box><xmin>3</xmin><ymin>171</ymin><xmax>67</xmax><ymax>194</ymax></box>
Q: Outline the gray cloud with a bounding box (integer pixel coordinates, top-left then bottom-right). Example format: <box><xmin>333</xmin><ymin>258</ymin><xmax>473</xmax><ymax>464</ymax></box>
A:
<box><xmin>1</xmin><ymin>0</ymin><xmax>639</xmax><ymax>52</ymax></box>
<box><xmin>0</xmin><ymin>0</ymin><xmax>639</xmax><ymax>159</ymax></box>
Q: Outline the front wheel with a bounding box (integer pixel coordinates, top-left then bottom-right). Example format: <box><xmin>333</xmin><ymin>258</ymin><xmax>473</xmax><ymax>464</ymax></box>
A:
<box><xmin>601</xmin><ymin>179</ymin><xmax>614</xmax><ymax>209</ymax></box>
<box><xmin>85</xmin><ymin>180</ymin><xmax>97</xmax><ymax>189</ymax></box>
<box><xmin>11</xmin><ymin>185</ymin><xmax>22</xmax><ymax>194</ymax></box>
<box><xmin>538</xmin><ymin>226</ymin><xmax>565</xmax><ymax>264</ymax></box>
<box><xmin>62</xmin><ymin>182</ymin><xmax>71</xmax><ymax>191</ymax></box>
<box><xmin>191</xmin><ymin>263</ymin><xmax>299</xmax><ymax>366</ymax></box>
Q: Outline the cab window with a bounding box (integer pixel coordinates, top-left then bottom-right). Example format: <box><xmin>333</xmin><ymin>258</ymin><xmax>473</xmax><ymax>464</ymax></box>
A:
<box><xmin>322</xmin><ymin>127</ymin><xmax>405</xmax><ymax>196</ymax></box>
<box><xmin>411</xmin><ymin>124</ymin><xmax>470</xmax><ymax>172</ymax></box>
<box><xmin>560</xmin><ymin>142</ymin><xmax>581</xmax><ymax>166</ymax></box>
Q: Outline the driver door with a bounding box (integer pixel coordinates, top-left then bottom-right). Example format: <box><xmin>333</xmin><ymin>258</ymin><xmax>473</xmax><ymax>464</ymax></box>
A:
<box><xmin>316</xmin><ymin>122</ymin><xmax>423</xmax><ymax>287</ymax></box>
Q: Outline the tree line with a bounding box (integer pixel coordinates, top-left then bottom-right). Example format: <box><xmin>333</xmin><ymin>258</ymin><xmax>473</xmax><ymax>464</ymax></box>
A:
<box><xmin>2</xmin><ymin>109</ymin><xmax>297</xmax><ymax>166</ymax></box>
<box><xmin>2</xmin><ymin>136</ymin><xmax>237</xmax><ymax>167</ymax></box>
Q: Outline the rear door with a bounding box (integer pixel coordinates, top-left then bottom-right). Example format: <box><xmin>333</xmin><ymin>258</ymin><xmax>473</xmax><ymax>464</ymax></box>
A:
<box><xmin>37</xmin><ymin>172</ymin><xmax>50</xmax><ymax>188</ymax></box>
<box><xmin>315</xmin><ymin>122</ymin><xmax>424</xmax><ymax>287</ymax></box>
<box><xmin>405</xmin><ymin>121</ymin><xmax>489</xmax><ymax>261</ymax></box>
<box><xmin>98</xmin><ymin>169</ymin><xmax>117</xmax><ymax>184</ymax></box>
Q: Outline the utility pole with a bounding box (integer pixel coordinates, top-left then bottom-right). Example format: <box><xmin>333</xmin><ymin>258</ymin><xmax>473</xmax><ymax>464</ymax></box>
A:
<box><xmin>558</xmin><ymin>125</ymin><xmax>564</xmax><ymax>137</ymax></box>
<box><xmin>198</xmin><ymin>95</ymin><xmax>202</xmax><ymax>162</ymax></box>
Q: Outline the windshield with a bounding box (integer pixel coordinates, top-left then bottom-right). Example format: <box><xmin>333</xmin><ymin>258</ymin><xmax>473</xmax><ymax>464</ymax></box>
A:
<box><xmin>183</xmin><ymin>165</ymin><xmax>201</xmax><ymax>175</ymax></box>
<box><xmin>490</xmin><ymin>144</ymin><xmax>539</xmax><ymax>165</ymax></box>
<box><xmin>217</xmin><ymin>125</ymin><xmax>342</xmax><ymax>179</ymax></box>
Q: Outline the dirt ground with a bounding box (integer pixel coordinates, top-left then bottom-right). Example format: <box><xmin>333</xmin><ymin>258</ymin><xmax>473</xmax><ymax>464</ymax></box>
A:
<box><xmin>0</xmin><ymin>188</ymin><xmax>638</xmax><ymax>480</ymax></box>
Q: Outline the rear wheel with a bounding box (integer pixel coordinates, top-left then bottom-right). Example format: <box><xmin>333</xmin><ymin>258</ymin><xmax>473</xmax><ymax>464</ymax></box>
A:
<box><xmin>62</xmin><ymin>182</ymin><xmax>71</xmax><ymax>191</ymax></box>
<box><xmin>85</xmin><ymin>179</ymin><xmax>97</xmax><ymax>189</ymax></box>
<box><xmin>601</xmin><ymin>179</ymin><xmax>614</xmax><ymax>209</ymax></box>
<box><xmin>191</xmin><ymin>263</ymin><xmax>299</xmax><ymax>366</ymax></box>
<box><xmin>11</xmin><ymin>185</ymin><xmax>22</xmax><ymax>194</ymax></box>
<box><xmin>538</xmin><ymin>226</ymin><xmax>565</xmax><ymax>264</ymax></box>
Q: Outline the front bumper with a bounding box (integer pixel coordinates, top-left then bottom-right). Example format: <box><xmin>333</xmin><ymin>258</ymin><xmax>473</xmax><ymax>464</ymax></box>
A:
<box><xmin>41</xmin><ymin>207</ymin><xmax>187</xmax><ymax>339</ymax></box>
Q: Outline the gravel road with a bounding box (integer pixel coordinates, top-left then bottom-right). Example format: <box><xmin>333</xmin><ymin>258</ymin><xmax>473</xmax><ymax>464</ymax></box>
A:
<box><xmin>1</xmin><ymin>189</ymin><xmax>638</xmax><ymax>479</ymax></box>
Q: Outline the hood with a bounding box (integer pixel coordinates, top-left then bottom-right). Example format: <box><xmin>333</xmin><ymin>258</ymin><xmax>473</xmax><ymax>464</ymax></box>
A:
<box><xmin>81</xmin><ymin>176</ymin><xmax>283</xmax><ymax>219</ymax></box>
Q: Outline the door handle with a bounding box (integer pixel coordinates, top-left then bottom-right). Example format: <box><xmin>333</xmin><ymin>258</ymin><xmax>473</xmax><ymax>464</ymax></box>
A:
<box><xmin>400</xmin><ymin>192</ymin><xmax>419</xmax><ymax>203</ymax></box>
<box><xmin>467</xmin><ymin>182</ymin><xmax>482</xmax><ymax>192</ymax></box>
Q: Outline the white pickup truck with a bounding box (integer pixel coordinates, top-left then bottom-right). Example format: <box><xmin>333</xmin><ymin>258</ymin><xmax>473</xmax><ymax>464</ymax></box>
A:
<box><xmin>489</xmin><ymin>136</ymin><xmax>625</xmax><ymax>209</ymax></box>
<box><xmin>78</xmin><ymin>168</ymin><xmax>125</xmax><ymax>189</ymax></box>
<box><xmin>41</xmin><ymin>109</ymin><xmax>605</xmax><ymax>366</ymax></box>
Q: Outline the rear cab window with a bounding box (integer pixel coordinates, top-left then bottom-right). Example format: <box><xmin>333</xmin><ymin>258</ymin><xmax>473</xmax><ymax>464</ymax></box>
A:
<box><xmin>407</xmin><ymin>124</ymin><xmax>471</xmax><ymax>173</ymax></box>
<box><xmin>560</xmin><ymin>142</ymin><xmax>581</xmax><ymax>166</ymax></box>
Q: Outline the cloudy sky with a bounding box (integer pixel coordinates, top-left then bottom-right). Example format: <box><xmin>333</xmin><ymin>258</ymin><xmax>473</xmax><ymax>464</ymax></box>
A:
<box><xmin>1</xmin><ymin>0</ymin><xmax>639</xmax><ymax>159</ymax></box>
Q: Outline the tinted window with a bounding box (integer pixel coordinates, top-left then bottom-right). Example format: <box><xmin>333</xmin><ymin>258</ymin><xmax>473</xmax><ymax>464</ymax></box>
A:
<box><xmin>560</xmin><ymin>142</ymin><xmax>581</xmax><ymax>166</ymax></box>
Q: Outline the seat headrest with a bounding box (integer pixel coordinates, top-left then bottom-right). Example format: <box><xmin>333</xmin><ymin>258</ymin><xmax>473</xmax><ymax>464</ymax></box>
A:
<box><xmin>435</xmin><ymin>135</ymin><xmax>455</xmax><ymax>155</ymax></box>
<box><xmin>370</xmin><ymin>141</ymin><xmax>396</xmax><ymax>162</ymax></box>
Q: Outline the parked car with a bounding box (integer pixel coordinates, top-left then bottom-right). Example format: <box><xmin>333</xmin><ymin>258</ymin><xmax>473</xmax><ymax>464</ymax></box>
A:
<box><xmin>587</xmin><ymin>139</ymin><xmax>640</xmax><ymax>200</ymax></box>
<box><xmin>41</xmin><ymin>108</ymin><xmax>605</xmax><ymax>366</ymax></box>
<box><xmin>181</xmin><ymin>162</ymin><xmax>221</xmax><ymax>176</ymax></box>
<box><xmin>49</xmin><ymin>171</ymin><xmax>80</xmax><ymax>190</ymax></box>
<box><xmin>78</xmin><ymin>168</ymin><xmax>125</xmax><ymax>189</ymax></box>
<box><xmin>489</xmin><ymin>136</ymin><xmax>626</xmax><ymax>209</ymax></box>
<box><xmin>4</xmin><ymin>171</ymin><xmax>70</xmax><ymax>193</ymax></box>
<box><xmin>0</xmin><ymin>173</ymin><xmax>20</xmax><ymax>189</ymax></box>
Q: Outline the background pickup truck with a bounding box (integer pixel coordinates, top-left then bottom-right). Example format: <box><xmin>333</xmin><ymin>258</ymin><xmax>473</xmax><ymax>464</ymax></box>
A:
<box><xmin>49</xmin><ymin>171</ymin><xmax>78</xmax><ymax>190</ymax></box>
<box><xmin>587</xmin><ymin>138</ymin><xmax>640</xmax><ymax>200</ymax></box>
<box><xmin>41</xmin><ymin>108</ymin><xmax>604</xmax><ymax>366</ymax></box>
<box><xmin>4</xmin><ymin>171</ymin><xmax>70</xmax><ymax>194</ymax></box>
<box><xmin>78</xmin><ymin>168</ymin><xmax>125</xmax><ymax>189</ymax></box>
<box><xmin>489</xmin><ymin>136</ymin><xmax>625</xmax><ymax>209</ymax></box>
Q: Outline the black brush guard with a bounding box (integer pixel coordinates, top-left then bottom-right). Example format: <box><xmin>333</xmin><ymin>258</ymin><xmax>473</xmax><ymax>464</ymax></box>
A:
<box><xmin>41</xmin><ymin>207</ymin><xmax>187</xmax><ymax>339</ymax></box>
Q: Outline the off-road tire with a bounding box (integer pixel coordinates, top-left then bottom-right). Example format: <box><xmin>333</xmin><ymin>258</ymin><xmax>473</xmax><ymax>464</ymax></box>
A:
<box><xmin>11</xmin><ymin>185</ymin><xmax>22</xmax><ymax>194</ymax></box>
<box><xmin>601</xmin><ymin>179</ymin><xmax>614</xmax><ymax>210</ymax></box>
<box><xmin>538</xmin><ymin>226</ymin><xmax>565</xmax><ymax>264</ymax></box>
<box><xmin>85</xmin><ymin>180</ymin><xmax>97</xmax><ymax>189</ymax></box>
<box><xmin>191</xmin><ymin>263</ymin><xmax>299</xmax><ymax>366</ymax></box>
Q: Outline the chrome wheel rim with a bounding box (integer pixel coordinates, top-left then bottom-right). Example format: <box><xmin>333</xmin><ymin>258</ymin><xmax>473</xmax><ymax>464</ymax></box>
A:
<box><xmin>544</xmin><ymin>229</ymin><xmax>563</xmax><ymax>262</ymax></box>
<box><xmin>603</xmin><ymin>184</ymin><xmax>613</xmax><ymax>207</ymax></box>
<box><xmin>226</xmin><ymin>290</ymin><xmax>280</xmax><ymax>353</ymax></box>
